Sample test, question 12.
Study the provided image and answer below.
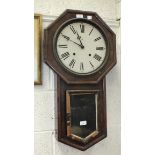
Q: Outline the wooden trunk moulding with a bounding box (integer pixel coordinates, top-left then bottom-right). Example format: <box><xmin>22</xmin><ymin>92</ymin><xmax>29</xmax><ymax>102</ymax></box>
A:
<box><xmin>57</xmin><ymin>76</ymin><xmax>107</xmax><ymax>151</ymax></box>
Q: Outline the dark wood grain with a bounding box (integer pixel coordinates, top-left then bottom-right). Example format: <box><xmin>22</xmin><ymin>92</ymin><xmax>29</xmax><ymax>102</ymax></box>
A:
<box><xmin>43</xmin><ymin>9</ymin><xmax>117</xmax><ymax>151</ymax></box>
<box><xmin>44</xmin><ymin>9</ymin><xmax>116</xmax><ymax>84</ymax></box>
<box><xmin>57</xmin><ymin>76</ymin><xmax>107</xmax><ymax>151</ymax></box>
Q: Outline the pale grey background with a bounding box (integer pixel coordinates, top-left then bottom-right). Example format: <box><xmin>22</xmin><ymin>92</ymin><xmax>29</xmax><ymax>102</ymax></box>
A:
<box><xmin>34</xmin><ymin>0</ymin><xmax>121</xmax><ymax>154</ymax></box>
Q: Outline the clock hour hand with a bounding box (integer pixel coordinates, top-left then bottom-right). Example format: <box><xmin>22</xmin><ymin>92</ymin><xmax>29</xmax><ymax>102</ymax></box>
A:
<box><xmin>69</xmin><ymin>39</ymin><xmax>83</xmax><ymax>48</ymax></box>
<box><xmin>61</xmin><ymin>34</ymin><xmax>83</xmax><ymax>48</ymax></box>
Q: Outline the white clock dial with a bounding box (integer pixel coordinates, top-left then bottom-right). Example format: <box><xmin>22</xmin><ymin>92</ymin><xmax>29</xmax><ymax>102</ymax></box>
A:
<box><xmin>55</xmin><ymin>20</ymin><xmax>107</xmax><ymax>75</ymax></box>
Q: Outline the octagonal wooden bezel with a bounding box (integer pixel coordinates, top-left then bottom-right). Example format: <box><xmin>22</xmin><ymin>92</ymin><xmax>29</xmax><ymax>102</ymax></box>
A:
<box><xmin>44</xmin><ymin>9</ymin><xmax>116</xmax><ymax>84</ymax></box>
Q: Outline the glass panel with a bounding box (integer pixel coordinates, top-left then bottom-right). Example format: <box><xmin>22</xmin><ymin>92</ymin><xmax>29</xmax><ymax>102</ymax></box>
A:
<box><xmin>70</xmin><ymin>93</ymin><xmax>97</xmax><ymax>138</ymax></box>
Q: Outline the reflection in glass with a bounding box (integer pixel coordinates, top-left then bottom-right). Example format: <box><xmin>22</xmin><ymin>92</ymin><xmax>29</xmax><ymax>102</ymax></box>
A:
<box><xmin>69</xmin><ymin>93</ymin><xmax>98</xmax><ymax>139</ymax></box>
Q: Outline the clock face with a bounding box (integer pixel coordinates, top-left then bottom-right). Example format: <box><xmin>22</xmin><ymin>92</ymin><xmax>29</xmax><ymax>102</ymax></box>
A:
<box><xmin>54</xmin><ymin>19</ymin><xmax>107</xmax><ymax>75</ymax></box>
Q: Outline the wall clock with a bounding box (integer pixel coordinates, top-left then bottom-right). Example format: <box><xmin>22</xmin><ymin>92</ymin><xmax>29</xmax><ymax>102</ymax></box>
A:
<box><xmin>44</xmin><ymin>9</ymin><xmax>116</xmax><ymax>151</ymax></box>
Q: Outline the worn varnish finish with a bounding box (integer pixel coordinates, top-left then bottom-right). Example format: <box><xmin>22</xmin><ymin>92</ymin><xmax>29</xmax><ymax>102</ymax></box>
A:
<box><xmin>43</xmin><ymin>9</ymin><xmax>116</xmax><ymax>151</ymax></box>
<box><xmin>57</xmin><ymin>76</ymin><xmax>107</xmax><ymax>151</ymax></box>
<box><xmin>44</xmin><ymin>9</ymin><xmax>116</xmax><ymax>84</ymax></box>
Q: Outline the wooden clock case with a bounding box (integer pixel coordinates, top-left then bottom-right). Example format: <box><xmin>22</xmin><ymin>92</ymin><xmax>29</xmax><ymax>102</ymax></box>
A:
<box><xmin>44</xmin><ymin>9</ymin><xmax>116</xmax><ymax>151</ymax></box>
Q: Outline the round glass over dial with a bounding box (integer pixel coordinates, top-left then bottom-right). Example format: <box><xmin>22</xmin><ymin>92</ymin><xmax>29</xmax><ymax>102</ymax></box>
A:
<box><xmin>55</xmin><ymin>20</ymin><xmax>107</xmax><ymax>75</ymax></box>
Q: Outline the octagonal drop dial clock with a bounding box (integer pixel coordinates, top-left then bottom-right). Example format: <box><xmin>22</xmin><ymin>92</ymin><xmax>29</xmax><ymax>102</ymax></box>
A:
<box><xmin>44</xmin><ymin>9</ymin><xmax>116</xmax><ymax>151</ymax></box>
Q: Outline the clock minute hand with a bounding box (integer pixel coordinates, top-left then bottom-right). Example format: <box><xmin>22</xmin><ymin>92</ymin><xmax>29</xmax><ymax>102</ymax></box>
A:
<box><xmin>61</xmin><ymin>34</ymin><xmax>83</xmax><ymax>48</ymax></box>
<box><xmin>76</xmin><ymin>32</ymin><xmax>84</xmax><ymax>49</ymax></box>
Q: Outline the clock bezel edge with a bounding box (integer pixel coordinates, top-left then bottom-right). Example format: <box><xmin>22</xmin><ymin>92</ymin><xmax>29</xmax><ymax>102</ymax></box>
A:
<box><xmin>53</xmin><ymin>18</ymin><xmax>110</xmax><ymax>76</ymax></box>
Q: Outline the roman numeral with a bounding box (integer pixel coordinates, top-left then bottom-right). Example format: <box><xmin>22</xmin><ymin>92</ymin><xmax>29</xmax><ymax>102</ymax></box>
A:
<box><xmin>62</xmin><ymin>34</ymin><xmax>70</xmax><ymax>41</ymax></box>
<box><xmin>93</xmin><ymin>54</ymin><xmax>102</xmax><ymax>61</ymax></box>
<box><xmin>58</xmin><ymin>45</ymin><xmax>68</xmax><ymax>48</ymax></box>
<box><xmin>69</xmin><ymin>59</ymin><xmax>76</xmax><ymax>68</ymax></box>
<box><xmin>80</xmin><ymin>24</ymin><xmax>85</xmax><ymax>33</ymax></box>
<box><xmin>89</xmin><ymin>27</ymin><xmax>94</xmax><ymax>36</ymax></box>
<box><xmin>94</xmin><ymin>37</ymin><xmax>101</xmax><ymax>42</ymax></box>
<box><xmin>80</xmin><ymin>62</ymin><xmax>84</xmax><ymax>71</ymax></box>
<box><xmin>89</xmin><ymin>61</ymin><xmax>94</xmax><ymax>68</ymax></box>
<box><xmin>61</xmin><ymin>52</ymin><xmax>70</xmax><ymax>60</ymax></box>
<box><xmin>70</xmin><ymin>25</ymin><xmax>76</xmax><ymax>34</ymax></box>
<box><xmin>96</xmin><ymin>47</ymin><xmax>104</xmax><ymax>50</ymax></box>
